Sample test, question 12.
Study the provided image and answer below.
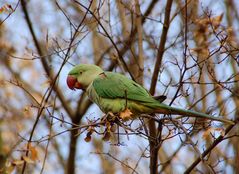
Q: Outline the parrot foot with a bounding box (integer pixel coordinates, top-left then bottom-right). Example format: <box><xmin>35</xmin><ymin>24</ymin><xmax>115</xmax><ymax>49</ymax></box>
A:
<box><xmin>119</xmin><ymin>108</ymin><xmax>133</xmax><ymax>121</ymax></box>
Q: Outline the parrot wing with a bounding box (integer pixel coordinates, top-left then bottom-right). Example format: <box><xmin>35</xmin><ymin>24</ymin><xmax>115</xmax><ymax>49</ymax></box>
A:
<box><xmin>92</xmin><ymin>72</ymin><xmax>158</xmax><ymax>106</ymax></box>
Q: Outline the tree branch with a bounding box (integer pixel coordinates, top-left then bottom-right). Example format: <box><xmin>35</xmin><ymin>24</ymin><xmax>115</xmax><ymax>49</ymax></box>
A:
<box><xmin>148</xmin><ymin>1</ymin><xmax>173</xmax><ymax>174</ymax></box>
<box><xmin>149</xmin><ymin>0</ymin><xmax>173</xmax><ymax>95</ymax></box>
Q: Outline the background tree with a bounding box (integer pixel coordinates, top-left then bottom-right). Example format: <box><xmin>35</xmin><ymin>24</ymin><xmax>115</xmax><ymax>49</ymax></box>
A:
<box><xmin>0</xmin><ymin>0</ymin><xmax>238</xmax><ymax>174</ymax></box>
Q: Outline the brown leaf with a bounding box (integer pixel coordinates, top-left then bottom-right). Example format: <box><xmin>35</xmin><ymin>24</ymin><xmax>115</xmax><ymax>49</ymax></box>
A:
<box><xmin>119</xmin><ymin>108</ymin><xmax>133</xmax><ymax>121</ymax></box>
<box><xmin>110</xmin><ymin>124</ymin><xmax>117</xmax><ymax>132</ymax></box>
<box><xmin>214</xmin><ymin>127</ymin><xmax>225</xmax><ymax>136</ymax></box>
<box><xmin>84</xmin><ymin>132</ymin><xmax>92</xmax><ymax>142</ymax></box>
<box><xmin>41</xmin><ymin>80</ymin><xmax>51</xmax><ymax>88</ymax></box>
<box><xmin>22</xmin><ymin>156</ymin><xmax>34</xmax><ymax>164</ymax></box>
<box><xmin>211</xmin><ymin>14</ymin><xmax>223</xmax><ymax>29</ymax></box>
<box><xmin>12</xmin><ymin>160</ymin><xmax>24</xmax><ymax>166</ymax></box>
<box><xmin>105</xmin><ymin>121</ymin><xmax>111</xmax><ymax>130</ymax></box>
<box><xmin>29</xmin><ymin>143</ymin><xmax>38</xmax><ymax>161</ymax></box>
<box><xmin>202</xmin><ymin>127</ymin><xmax>225</xmax><ymax>140</ymax></box>
<box><xmin>0</xmin><ymin>4</ymin><xmax>13</xmax><ymax>14</ymax></box>
<box><xmin>23</xmin><ymin>106</ymin><xmax>32</xmax><ymax>118</ymax></box>
<box><xmin>5</xmin><ymin>163</ymin><xmax>15</xmax><ymax>174</ymax></box>
<box><xmin>202</xmin><ymin>128</ymin><xmax>212</xmax><ymax>140</ymax></box>
<box><xmin>84</xmin><ymin>135</ymin><xmax>91</xmax><ymax>142</ymax></box>
<box><xmin>102</xmin><ymin>131</ymin><xmax>111</xmax><ymax>141</ymax></box>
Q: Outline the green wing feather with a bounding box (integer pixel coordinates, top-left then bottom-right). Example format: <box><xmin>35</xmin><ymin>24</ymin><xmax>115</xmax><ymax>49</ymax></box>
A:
<box><xmin>93</xmin><ymin>72</ymin><xmax>158</xmax><ymax>106</ymax></box>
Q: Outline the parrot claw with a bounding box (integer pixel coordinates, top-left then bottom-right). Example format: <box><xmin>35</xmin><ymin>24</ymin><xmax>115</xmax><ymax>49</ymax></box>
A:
<box><xmin>119</xmin><ymin>108</ymin><xmax>133</xmax><ymax>121</ymax></box>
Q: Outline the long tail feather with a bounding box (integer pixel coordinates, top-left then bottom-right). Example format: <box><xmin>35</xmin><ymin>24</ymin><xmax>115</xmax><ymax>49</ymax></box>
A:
<box><xmin>154</xmin><ymin>103</ymin><xmax>235</xmax><ymax>125</ymax></box>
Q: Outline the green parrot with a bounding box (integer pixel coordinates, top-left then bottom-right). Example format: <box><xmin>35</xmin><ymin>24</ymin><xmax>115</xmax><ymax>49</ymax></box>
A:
<box><xmin>66</xmin><ymin>64</ymin><xmax>234</xmax><ymax>125</ymax></box>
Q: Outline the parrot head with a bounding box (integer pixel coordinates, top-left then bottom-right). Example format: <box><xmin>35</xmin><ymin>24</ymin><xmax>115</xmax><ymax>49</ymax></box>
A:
<box><xmin>67</xmin><ymin>64</ymin><xmax>103</xmax><ymax>90</ymax></box>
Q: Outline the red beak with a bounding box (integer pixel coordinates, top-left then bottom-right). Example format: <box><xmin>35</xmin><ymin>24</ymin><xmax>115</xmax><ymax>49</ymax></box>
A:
<box><xmin>66</xmin><ymin>75</ymin><xmax>82</xmax><ymax>90</ymax></box>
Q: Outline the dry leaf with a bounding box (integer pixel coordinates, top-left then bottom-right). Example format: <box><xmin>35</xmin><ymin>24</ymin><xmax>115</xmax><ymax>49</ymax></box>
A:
<box><xmin>5</xmin><ymin>164</ymin><xmax>15</xmax><ymax>174</ymax></box>
<box><xmin>22</xmin><ymin>156</ymin><xmax>34</xmax><ymax>164</ymax></box>
<box><xmin>23</xmin><ymin>106</ymin><xmax>32</xmax><ymax>118</ymax></box>
<box><xmin>29</xmin><ymin>144</ymin><xmax>38</xmax><ymax>161</ymax></box>
<box><xmin>110</xmin><ymin>124</ymin><xmax>117</xmax><ymax>132</ymax></box>
<box><xmin>202</xmin><ymin>127</ymin><xmax>225</xmax><ymax>140</ymax></box>
<box><xmin>84</xmin><ymin>135</ymin><xmax>91</xmax><ymax>142</ymax></box>
<box><xmin>12</xmin><ymin>159</ymin><xmax>24</xmax><ymax>166</ymax></box>
<box><xmin>214</xmin><ymin>127</ymin><xmax>225</xmax><ymax>136</ymax></box>
<box><xmin>41</xmin><ymin>80</ymin><xmax>51</xmax><ymax>88</ymax></box>
<box><xmin>102</xmin><ymin>131</ymin><xmax>111</xmax><ymax>141</ymax></box>
<box><xmin>119</xmin><ymin>108</ymin><xmax>133</xmax><ymax>121</ymax></box>
<box><xmin>202</xmin><ymin>128</ymin><xmax>212</xmax><ymax>140</ymax></box>
<box><xmin>84</xmin><ymin>132</ymin><xmax>92</xmax><ymax>142</ymax></box>
<box><xmin>211</xmin><ymin>14</ymin><xmax>223</xmax><ymax>29</ymax></box>
<box><xmin>105</xmin><ymin>121</ymin><xmax>111</xmax><ymax>129</ymax></box>
<box><xmin>195</xmin><ymin>17</ymin><xmax>209</xmax><ymax>26</ymax></box>
<box><xmin>0</xmin><ymin>4</ymin><xmax>13</xmax><ymax>14</ymax></box>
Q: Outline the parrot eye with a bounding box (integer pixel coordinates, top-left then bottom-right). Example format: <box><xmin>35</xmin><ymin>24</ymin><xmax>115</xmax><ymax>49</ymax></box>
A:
<box><xmin>79</xmin><ymin>71</ymin><xmax>83</xmax><ymax>75</ymax></box>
